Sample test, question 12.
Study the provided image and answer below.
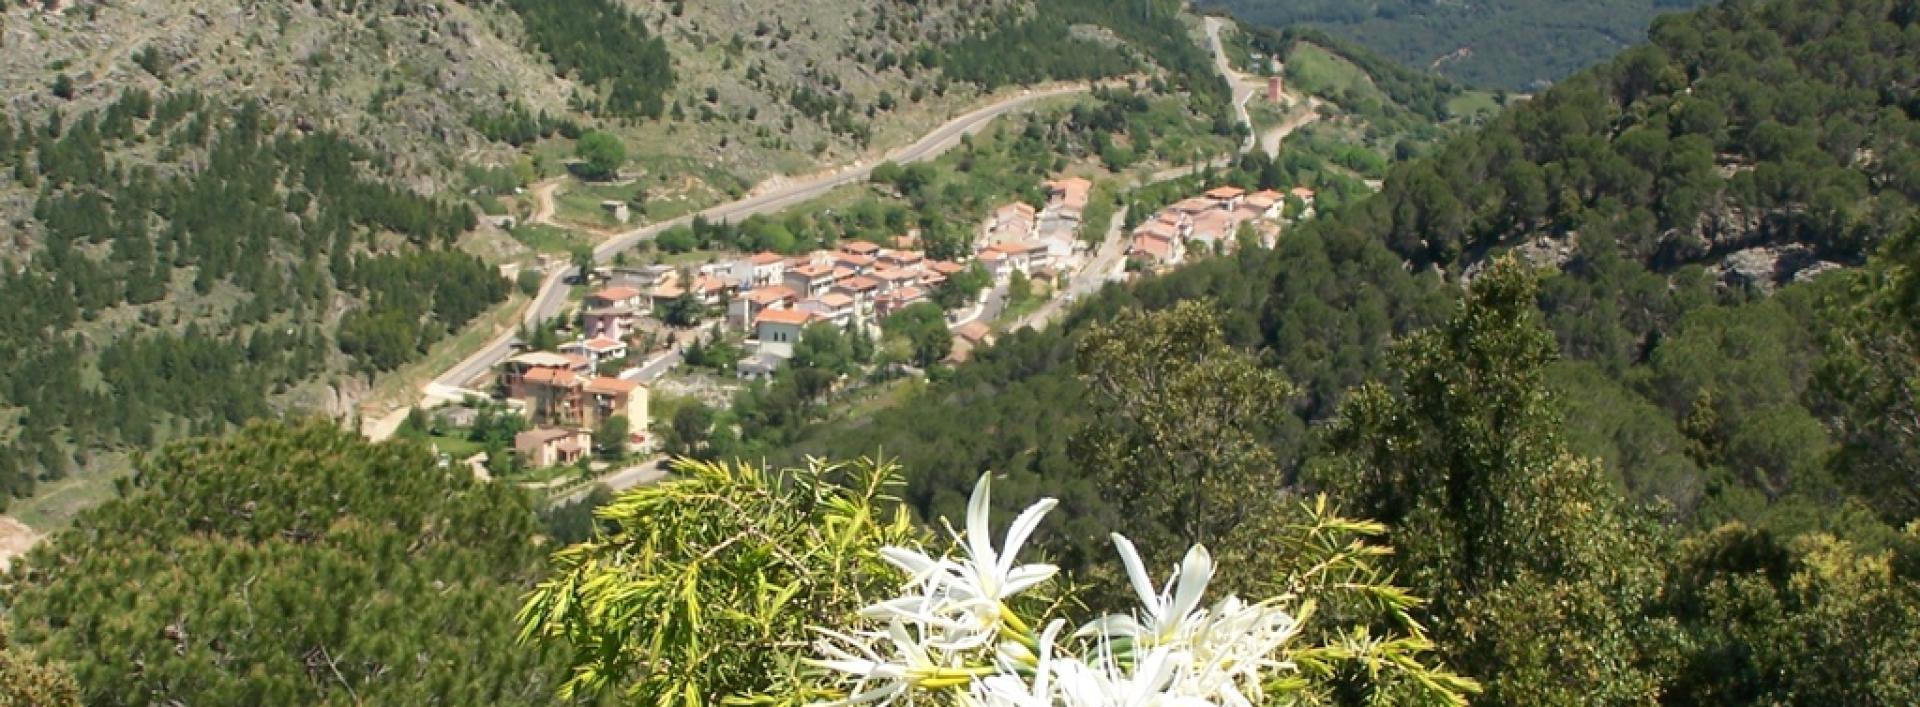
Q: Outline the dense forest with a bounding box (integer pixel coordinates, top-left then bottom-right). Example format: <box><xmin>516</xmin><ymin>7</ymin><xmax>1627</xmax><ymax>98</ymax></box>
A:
<box><xmin>0</xmin><ymin>93</ymin><xmax>502</xmax><ymax>509</ymax></box>
<box><xmin>1204</xmin><ymin>0</ymin><xmax>1715</xmax><ymax>90</ymax></box>
<box><xmin>1</xmin><ymin>421</ymin><xmax>604</xmax><ymax>705</ymax></box>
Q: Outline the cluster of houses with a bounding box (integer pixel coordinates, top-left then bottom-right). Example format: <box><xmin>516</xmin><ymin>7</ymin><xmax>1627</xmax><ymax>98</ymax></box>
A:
<box><xmin>726</xmin><ymin>238</ymin><xmax>966</xmax><ymax>378</ymax></box>
<box><xmin>490</xmin><ymin>350</ymin><xmax>651</xmax><ymax>469</ymax></box>
<box><xmin>975</xmin><ymin>177</ymin><xmax>1094</xmax><ymax>284</ymax></box>
<box><xmin>1127</xmin><ymin>185</ymin><xmax>1316</xmax><ymax>269</ymax></box>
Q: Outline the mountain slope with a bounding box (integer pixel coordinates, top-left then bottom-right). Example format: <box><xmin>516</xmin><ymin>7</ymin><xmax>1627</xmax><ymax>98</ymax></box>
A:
<box><xmin>1203</xmin><ymin>0</ymin><xmax>1715</xmax><ymax>90</ymax></box>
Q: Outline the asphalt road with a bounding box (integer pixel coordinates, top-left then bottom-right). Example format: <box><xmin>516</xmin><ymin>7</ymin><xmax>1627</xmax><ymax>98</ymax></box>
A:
<box><xmin>1204</xmin><ymin>17</ymin><xmax>1257</xmax><ymax>157</ymax></box>
<box><xmin>429</xmin><ymin>85</ymin><xmax>1094</xmax><ymax>394</ymax></box>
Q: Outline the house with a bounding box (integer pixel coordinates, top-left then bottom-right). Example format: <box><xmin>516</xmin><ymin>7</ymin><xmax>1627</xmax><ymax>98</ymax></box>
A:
<box><xmin>1203</xmin><ymin>186</ymin><xmax>1247</xmax><ymax>209</ymax></box>
<box><xmin>1188</xmin><ymin>210</ymin><xmax>1239</xmax><ymax>250</ymax></box>
<box><xmin>582</xmin><ymin>304</ymin><xmax>637</xmax><ymax>340</ymax></box>
<box><xmin>1170</xmin><ymin>197</ymin><xmax>1219</xmax><ymax>216</ymax></box>
<box><xmin>955</xmin><ymin>321</ymin><xmax>994</xmax><ymax>347</ymax></box>
<box><xmin>1129</xmin><ymin>232</ymin><xmax>1184</xmax><ymax>266</ymax></box>
<box><xmin>985</xmin><ymin>202</ymin><xmax>1037</xmax><ymax>245</ymax></box>
<box><xmin>1133</xmin><ymin>219</ymin><xmax>1184</xmax><ymax>244</ymax></box>
<box><xmin>840</xmin><ymin>240</ymin><xmax>882</xmax><ymax>257</ymax></box>
<box><xmin>737</xmin><ymin>349</ymin><xmax>788</xmax><ymax>381</ymax></box>
<box><xmin>560</xmin><ymin>336</ymin><xmax>629</xmax><ymax>363</ymax></box>
<box><xmin>876</xmin><ymin>286</ymin><xmax>927</xmax><ymax>319</ymax></box>
<box><xmin>1046</xmin><ymin>177</ymin><xmax>1093</xmax><ymax>220</ymax></box>
<box><xmin>1289</xmin><ymin>186</ymin><xmax>1318</xmax><ymax>219</ymax></box>
<box><xmin>728</xmin><ymin>284</ymin><xmax>798</xmax><ymax>329</ymax></box>
<box><xmin>871</xmin><ymin>268</ymin><xmax>921</xmax><ymax>296</ymax></box>
<box><xmin>688</xmin><ymin>275</ymin><xmax>729</xmax><ymax>305</ymax></box>
<box><xmin>611</xmin><ymin>264</ymin><xmax>678</xmax><ymax>290</ymax></box>
<box><xmin>754</xmin><ymin>308</ymin><xmax>817</xmax><ymax>358</ymax></box>
<box><xmin>833</xmin><ymin>275</ymin><xmax>883</xmax><ymax>323</ymax></box>
<box><xmin>518</xmin><ymin>365</ymin><xmax>584</xmax><ymax>424</ymax></box>
<box><xmin>584</xmin><ymin>376</ymin><xmax>649</xmax><ymax>438</ymax></box>
<box><xmin>784</xmin><ymin>263</ymin><xmax>837</xmax><ymax>299</ymax></box>
<box><xmin>502</xmin><ymin>351</ymin><xmax>589</xmax><ymax>398</ymax></box>
<box><xmin>800</xmin><ymin>292</ymin><xmax>857</xmax><ymax>328</ymax></box>
<box><xmin>878</xmin><ymin>249</ymin><xmax>924</xmax><ymax>270</ymax></box>
<box><xmin>516</xmin><ymin>427</ymin><xmax>591</xmax><ymax>468</ymax></box>
<box><xmin>732</xmin><ymin>252</ymin><xmax>788</xmax><ymax>288</ymax></box>
<box><xmin>586</xmin><ymin>286</ymin><xmax>644</xmax><ymax>310</ymax></box>
<box><xmin>834</xmin><ymin>252</ymin><xmax>877</xmax><ymax>276</ymax></box>
<box><xmin>928</xmin><ymin>260</ymin><xmax>967</xmax><ymax>277</ymax></box>
<box><xmin>1245</xmin><ymin>189</ymin><xmax>1283</xmax><ymax>219</ymax></box>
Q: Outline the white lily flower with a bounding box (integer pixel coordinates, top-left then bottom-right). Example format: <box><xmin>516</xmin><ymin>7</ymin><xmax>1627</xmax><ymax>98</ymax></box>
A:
<box><xmin>1080</xmin><ymin>535</ymin><xmax>1215</xmax><ymax>647</ymax></box>
<box><xmin>972</xmin><ymin>619</ymin><xmax>1068</xmax><ymax>707</ymax></box>
<box><xmin>1054</xmin><ymin>645</ymin><xmax>1215</xmax><ymax>707</ymax></box>
<box><xmin>866</xmin><ymin>474</ymin><xmax>1059</xmax><ymax>649</ymax></box>
<box><xmin>1177</xmin><ymin>597</ymin><xmax>1301</xmax><ymax>707</ymax></box>
<box><xmin>808</xmin><ymin>621</ymin><xmax>976</xmax><ymax>706</ymax></box>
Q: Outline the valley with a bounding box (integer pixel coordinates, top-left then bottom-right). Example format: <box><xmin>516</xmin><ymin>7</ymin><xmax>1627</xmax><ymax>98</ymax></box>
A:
<box><xmin>3</xmin><ymin>0</ymin><xmax>1920</xmax><ymax>704</ymax></box>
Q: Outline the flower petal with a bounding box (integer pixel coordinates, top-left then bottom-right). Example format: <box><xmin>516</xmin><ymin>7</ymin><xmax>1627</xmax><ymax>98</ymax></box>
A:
<box><xmin>967</xmin><ymin>473</ymin><xmax>998</xmax><ymax>570</ymax></box>
<box><xmin>996</xmin><ymin>497</ymin><xmax>1057</xmax><ymax>578</ymax></box>
<box><xmin>1110</xmin><ymin>533</ymin><xmax>1162</xmax><ymax>614</ymax></box>
<box><xmin>1170</xmin><ymin>544</ymin><xmax>1214</xmax><ymax>625</ymax></box>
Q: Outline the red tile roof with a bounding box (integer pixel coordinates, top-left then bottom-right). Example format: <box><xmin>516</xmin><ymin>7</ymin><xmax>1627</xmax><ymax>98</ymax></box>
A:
<box><xmin>840</xmin><ymin>241</ymin><xmax>881</xmax><ymax>255</ymax></box>
<box><xmin>836</xmin><ymin>275</ymin><xmax>881</xmax><ymax>292</ymax></box>
<box><xmin>928</xmin><ymin>260</ymin><xmax>966</xmax><ymax>275</ymax></box>
<box><xmin>586</xmin><ymin>376</ymin><xmax>640</xmax><ymax>395</ymax></box>
<box><xmin>523</xmin><ymin>367</ymin><xmax>579</xmax><ymax>387</ymax></box>
<box><xmin>744</xmin><ymin>285</ymin><xmax>796</xmax><ymax>305</ymax></box>
<box><xmin>591</xmin><ymin>286</ymin><xmax>641</xmax><ymax>302</ymax></box>
<box><xmin>756</xmin><ymin>308</ymin><xmax>816</xmax><ymax>326</ymax></box>
<box><xmin>1205</xmin><ymin>186</ymin><xmax>1247</xmax><ymax>200</ymax></box>
<box><xmin>750</xmin><ymin>251</ymin><xmax>786</xmax><ymax>265</ymax></box>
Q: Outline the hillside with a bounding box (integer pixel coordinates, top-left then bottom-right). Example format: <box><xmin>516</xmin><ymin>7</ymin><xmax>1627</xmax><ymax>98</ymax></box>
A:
<box><xmin>1202</xmin><ymin>0</ymin><xmax>1715</xmax><ymax>90</ymax></box>
<box><xmin>711</xmin><ymin>0</ymin><xmax>1920</xmax><ymax>699</ymax></box>
<box><xmin>0</xmin><ymin>0</ymin><xmax>1236</xmax><ymax>529</ymax></box>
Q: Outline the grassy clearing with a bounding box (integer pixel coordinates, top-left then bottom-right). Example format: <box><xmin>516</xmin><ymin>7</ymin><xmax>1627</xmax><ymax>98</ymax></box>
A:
<box><xmin>423</xmin><ymin>432</ymin><xmax>487</xmax><ymax>460</ymax></box>
<box><xmin>1286</xmin><ymin>43</ymin><xmax>1376</xmax><ymax>99</ymax></box>
<box><xmin>511</xmin><ymin>224</ymin><xmax>592</xmax><ymax>255</ymax></box>
<box><xmin>11</xmin><ymin>455</ymin><xmax>128</xmax><ymax>532</ymax></box>
<box><xmin>1446</xmin><ymin>90</ymin><xmax>1504</xmax><ymax>122</ymax></box>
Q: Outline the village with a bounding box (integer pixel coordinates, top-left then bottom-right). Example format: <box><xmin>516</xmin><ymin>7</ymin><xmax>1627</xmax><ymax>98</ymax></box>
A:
<box><xmin>419</xmin><ymin>173</ymin><xmax>1315</xmax><ymax>475</ymax></box>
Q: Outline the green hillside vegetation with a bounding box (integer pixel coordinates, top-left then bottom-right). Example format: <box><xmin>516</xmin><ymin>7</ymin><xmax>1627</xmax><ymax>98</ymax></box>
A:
<box><xmin>685</xmin><ymin>0</ymin><xmax>1920</xmax><ymax>699</ymax></box>
<box><xmin>1204</xmin><ymin>0</ymin><xmax>1715</xmax><ymax>90</ymax></box>
<box><xmin>2</xmin><ymin>421</ymin><xmax>601</xmax><ymax>705</ymax></box>
<box><xmin>0</xmin><ymin>96</ymin><xmax>504</xmax><ymax>513</ymax></box>
<box><xmin>1352</xmin><ymin>0</ymin><xmax>1918</xmax><ymax>278</ymax></box>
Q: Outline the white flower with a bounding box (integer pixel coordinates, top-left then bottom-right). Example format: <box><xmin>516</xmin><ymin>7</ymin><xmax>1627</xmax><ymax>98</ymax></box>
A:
<box><xmin>866</xmin><ymin>473</ymin><xmax>1059</xmax><ymax>649</ymax></box>
<box><xmin>970</xmin><ymin>619</ymin><xmax>1068</xmax><ymax>707</ymax></box>
<box><xmin>1176</xmin><ymin>597</ymin><xmax>1300</xmax><ymax>707</ymax></box>
<box><xmin>1080</xmin><ymin>535</ymin><xmax>1216</xmax><ymax>647</ymax></box>
<box><xmin>808</xmin><ymin>621</ymin><xmax>975</xmax><ymax>706</ymax></box>
<box><xmin>1054</xmin><ymin>645</ymin><xmax>1215</xmax><ymax>707</ymax></box>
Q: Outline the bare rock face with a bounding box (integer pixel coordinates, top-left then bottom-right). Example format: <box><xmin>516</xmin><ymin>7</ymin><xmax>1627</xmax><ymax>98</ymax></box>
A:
<box><xmin>1711</xmin><ymin>243</ymin><xmax>1842</xmax><ymax>294</ymax></box>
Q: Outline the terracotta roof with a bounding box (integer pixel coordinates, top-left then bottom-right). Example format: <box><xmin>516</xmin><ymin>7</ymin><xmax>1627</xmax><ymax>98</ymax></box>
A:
<box><xmin>750</xmin><ymin>251</ymin><xmax>785</xmax><ymax>265</ymax></box>
<box><xmin>978</xmin><ymin>250</ymin><xmax>1007</xmax><ymax>261</ymax></box>
<box><xmin>991</xmin><ymin>240</ymin><xmax>1043</xmax><ymax>254</ymax></box>
<box><xmin>832</xmin><ymin>266</ymin><xmax>856</xmax><ymax>279</ymax></box>
<box><xmin>586</xmin><ymin>376</ymin><xmax>640</xmax><ymax>395</ymax></box>
<box><xmin>997</xmin><ymin>202</ymin><xmax>1037</xmax><ymax>219</ymax></box>
<box><xmin>816</xmin><ymin>292</ymin><xmax>855</xmax><ymax>308</ymax></box>
<box><xmin>563</xmin><ymin>353</ymin><xmax>591</xmax><ymax>368</ymax></box>
<box><xmin>790</xmin><ymin>263</ymin><xmax>833</xmax><ymax>278</ymax></box>
<box><xmin>1290</xmin><ymin>186</ymin><xmax>1317</xmax><ymax>198</ymax></box>
<box><xmin>516</xmin><ymin>427</ymin><xmax>579</xmax><ymax>449</ymax></box>
<box><xmin>745</xmin><ymin>285</ymin><xmax>796</xmax><ymax>305</ymax></box>
<box><xmin>836</xmin><ymin>275</ymin><xmax>881</xmax><ymax>292</ymax></box>
<box><xmin>1204</xmin><ymin>186</ymin><xmax>1247</xmax><ymax>200</ymax></box>
<box><xmin>692</xmin><ymin>275</ymin><xmax>727</xmax><ymax>293</ymax></box>
<box><xmin>650</xmin><ymin>284</ymin><xmax>686</xmax><ymax>299</ymax></box>
<box><xmin>835</xmin><ymin>253</ymin><xmax>876</xmax><ymax>267</ymax></box>
<box><xmin>1047</xmin><ymin>177</ymin><xmax>1093</xmax><ymax>211</ymax></box>
<box><xmin>582</xmin><ymin>336</ymin><xmax>626</xmax><ymax>353</ymax></box>
<box><xmin>840</xmin><ymin>241</ymin><xmax>881</xmax><ymax>255</ymax></box>
<box><xmin>1134</xmin><ymin>221</ymin><xmax>1181</xmax><ymax>240</ymax></box>
<box><xmin>1246</xmin><ymin>189</ymin><xmax>1283</xmax><ymax>208</ymax></box>
<box><xmin>892</xmin><ymin>286</ymin><xmax>925</xmax><ymax>301</ymax></box>
<box><xmin>591</xmin><ymin>286</ymin><xmax>641</xmax><ymax>302</ymax></box>
<box><xmin>1171</xmin><ymin>197</ymin><xmax>1217</xmax><ymax>214</ymax></box>
<box><xmin>1131</xmin><ymin>236</ymin><xmax>1175</xmax><ymax>260</ymax></box>
<box><xmin>928</xmin><ymin>260</ymin><xmax>966</xmax><ymax>275</ymax></box>
<box><xmin>873</xmin><ymin>268</ymin><xmax>919</xmax><ymax>282</ymax></box>
<box><xmin>955</xmin><ymin>321</ymin><xmax>992</xmax><ymax>344</ymax></box>
<box><xmin>881</xmin><ymin>249</ymin><xmax>924</xmax><ymax>264</ymax></box>
<box><xmin>756</xmin><ymin>308</ymin><xmax>816</xmax><ymax>326</ymax></box>
<box><xmin>523</xmin><ymin>366</ymin><xmax>579</xmax><ymax>387</ymax></box>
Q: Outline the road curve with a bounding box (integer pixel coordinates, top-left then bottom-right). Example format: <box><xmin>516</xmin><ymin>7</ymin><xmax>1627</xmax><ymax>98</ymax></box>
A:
<box><xmin>428</xmin><ymin>85</ymin><xmax>1094</xmax><ymax>394</ymax></box>
<box><xmin>1204</xmin><ymin>17</ymin><xmax>1257</xmax><ymax>156</ymax></box>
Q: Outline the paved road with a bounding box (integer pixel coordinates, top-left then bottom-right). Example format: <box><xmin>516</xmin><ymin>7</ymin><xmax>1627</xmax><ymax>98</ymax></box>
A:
<box><xmin>424</xmin><ymin>85</ymin><xmax>1095</xmax><ymax>398</ymax></box>
<box><xmin>1204</xmin><ymin>17</ymin><xmax>1257</xmax><ymax>156</ymax></box>
<box><xmin>1017</xmin><ymin>206</ymin><xmax>1130</xmax><ymax>332</ymax></box>
<box><xmin>550</xmin><ymin>456</ymin><xmax>670</xmax><ymax>507</ymax></box>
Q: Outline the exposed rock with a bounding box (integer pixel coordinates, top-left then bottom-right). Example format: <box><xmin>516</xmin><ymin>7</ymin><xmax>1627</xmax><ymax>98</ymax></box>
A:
<box><xmin>1711</xmin><ymin>243</ymin><xmax>1839</xmax><ymax>293</ymax></box>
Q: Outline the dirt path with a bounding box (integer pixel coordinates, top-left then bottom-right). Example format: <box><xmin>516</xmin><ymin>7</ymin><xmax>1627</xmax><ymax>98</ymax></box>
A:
<box><xmin>528</xmin><ymin>179</ymin><xmax>561</xmax><ymax>226</ymax></box>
